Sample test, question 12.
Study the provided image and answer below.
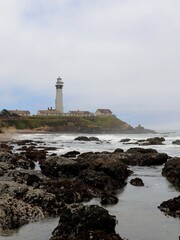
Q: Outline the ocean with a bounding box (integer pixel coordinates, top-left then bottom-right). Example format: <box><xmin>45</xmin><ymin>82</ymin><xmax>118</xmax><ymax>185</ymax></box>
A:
<box><xmin>1</xmin><ymin>131</ymin><xmax>180</xmax><ymax>240</ymax></box>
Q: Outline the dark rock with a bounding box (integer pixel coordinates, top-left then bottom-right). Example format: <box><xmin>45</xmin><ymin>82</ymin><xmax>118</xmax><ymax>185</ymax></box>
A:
<box><xmin>139</xmin><ymin>137</ymin><xmax>165</xmax><ymax>146</ymax></box>
<box><xmin>76</xmin><ymin>152</ymin><xmax>129</xmax><ymax>190</ymax></box>
<box><xmin>162</xmin><ymin>157</ymin><xmax>180</xmax><ymax>188</ymax></box>
<box><xmin>114</xmin><ymin>148</ymin><xmax>124</xmax><ymax>153</ymax></box>
<box><xmin>89</xmin><ymin>137</ymin><xmax>100</xmax><ymax>141</ymax></box>
<box><xmin>122</xmin><ymin>148</ymin><xmax>168</xmax><ymax>166</ymax></box>
<box><xmin>61</xmin><ymin>150</ymin><xmax>80</xmax><ymax>158</ymax></box>
<box><xmin>40</xmin><ymin>156</ymin><xmax>80</xmax><ymax>178</ymax></box>
<box><xmin>0</xmin><ymin>150</ymin><xmax>35</xmax><ymax>169</ymax></box>
<box><xmin>78</xmin><ymin>169</ymin><xmax>116</xmax><ymax>190</ymax></box>
<box><xmin>0</xmin><ymin>151</ymin><xmax>13</xmax><ymax>163</ymax></box>
<box><xmin>23</xmin><ymin>148</ymin><xmax>47</xmax><ymax>161</ymax></box>
<box><xmin>172</xmin><ymin>140</ymin><xmax>180</xmax><ymax>145</ymax></box>
<box><xmin>158</xmin><ymin>195</ymin><xmax>180</xmax><ymax>218</ymax></box>
<box><xmin>130</xmin><ymin>177</ymin><xmax>144</xmax><ymax>186</ymax></box>
<box><xmin>50</xmin><ymin>204</ymin><xmax>123</xmax><ymax>240</ymax></box>
<box><xmin>126</xmin><ymin>148</ymin><xmax>157</xmax><ymax>154</ymax></box>
<box><xmin>74</xmin><ymin>136</ymin><xmax>90</xmax><ymax>141</ymax></box>
<box><xmin>0</xmin><ymin>162</ymin><xmax>15</xmax><ymax>176</ymax></box>
<box><xmin>100</xmin><ymin>193</ymin><xmax>119</xmax><ymax>205</ymax></box>
<box><xmin>120</xmin><ymin>138</ymin><xmax>131</xmax><ymax>142</ymax></box>
<box><xmin>42</xmin><ymin>179</ymin><xmax>94</xmax><ymax>204</ymax></box>
<box><xmin>15</xmin><ymin>140</ymin><xmax>34</xmax><ymax>146</ymax></box>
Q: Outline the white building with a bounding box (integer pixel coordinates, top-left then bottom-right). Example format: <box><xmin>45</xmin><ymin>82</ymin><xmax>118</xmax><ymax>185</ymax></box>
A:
<box><xmin>55</xmin><ymin>76</ymin><xmax>64</xmax><ymax>113</ymax></box>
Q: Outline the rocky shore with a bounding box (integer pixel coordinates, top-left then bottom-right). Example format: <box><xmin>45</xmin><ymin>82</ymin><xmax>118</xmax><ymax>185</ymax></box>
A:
<box><xmin>0</xmin><ymin>136</ymin><xmax>179</xmax><ymax>239</ymax></box>
<box><xmin>158</xmin><ymin>157</ymin><xmax>180</xmax><ymax>218</ymax></box>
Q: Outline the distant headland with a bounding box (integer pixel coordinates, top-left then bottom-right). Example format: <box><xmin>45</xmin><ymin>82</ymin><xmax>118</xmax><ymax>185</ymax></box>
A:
<box><xmin>0</xmin><ymin>109</ymin><xmax>155</xmax><ymax>134</ymax></box>
<box><xmin>0</xmin><ymin>77</ymin><xmax>155</xmax><ymax>134</ymax></box>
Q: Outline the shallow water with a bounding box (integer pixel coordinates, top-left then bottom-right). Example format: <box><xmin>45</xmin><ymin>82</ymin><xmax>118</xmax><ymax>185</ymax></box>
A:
<box><xmin>107</xmin><ymin>166</ymin><xmax>180</xmax><ymax>240</ymax></box>
<box><xmin>0</xmin><ymin>217</ymin><xmax>59</xmax><ymax>240</ymax></box>
<box><xmin>1</xmin><ymin>132</ymin><xmax>180</xmax><ymax>240</ymax></box>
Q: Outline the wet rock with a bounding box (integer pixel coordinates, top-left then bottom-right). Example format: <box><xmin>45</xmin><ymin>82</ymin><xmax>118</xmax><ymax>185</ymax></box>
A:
<box><xmin>172</xmin><ymin>140</ymin><xmax>180</xmax><ymax>145</ymax></box>
<box><xmin>139</xmin><ymin>137</ymin><xmax>165</xmax><ymax>146</ymax></box>
<box><xmin>22</xmin><ymin>188</ymin><xmax>60</xmax><ymax>216</ymax></box>
<box><xmin>15</xmin><ymin>139</ymin><xmax>35</xmax><ymax>146</ymax></box>
<box><xmin>0</xmin><ymin>162</ymin><xmax>15</xmax><ymax>176</ymax></box>
<box><xmin>40</xmin><ymin>156</ymin><xmax>80</xmax><ymax>178</ymax></box>
<box><xmin>0</xmin><ymin>143</ymin><xmax>13</xmax><ymax>151</ymax></box>
<box><xmin>126</xmin><ymin>148</ymin><xmax>157</xmax><ymax>154</ymax></box>
<box><xmin>122</xmin><ymin>148</ymin><xmax>168</xmax><ymax>166</ymax></box>
<box><xmin>74</xmin><ymin>136</ymin><xmax>100</xmax><ymax>141</ymax></box>
<box><xmin>23</xmin><ymin>148</ymin><xmax>47</xmax><ymax>162</ymax></box>
<box><xmin>130</xmin><ymin>177</ymin><xmax>144</xmax><ymax>186</ymax></box>
<box><xmin>0</xmin><ymin>151</ymin><xmax>13</xmax><ymax>163</ymax></box>
<box><xmin>0</xmin><ymin>194</ymin><xmax>44</xmax><ymax>230</ymax></box>
<box><xmin>42</xmin><ymin>179</ymin><xmax>94</xmax><ymax>204</ymax></box>
<box><xmin>74</xmin><ymin>136</ymin><xmax>90</xmax><ymax>141</ymax></box>
<box><xmin>0</xmin><ymin>181</ymin><xmax>61</xmax><ymax>216</ymax></box>
<box><xmin>162</xmin><ymin>157</ymin><xmax>180</xmax><ymax>188</ymax></box>
<box><xmin>114</xmin><ymin>148</ymin><xmax>124</xmax><ymax>153</ymax></box>
<box><xmin>50</xmin><ymin>204</ymin><xmax>123</xmax><ymax>240</ymax></box>
<box><xmin>89</xmin><ymin>137</ymin><xmax>100</xmax><ymax>141</ymax></box>
<box><xmin>0</xmin><ymin>150</ymin><xmax>35</xmax><ymax>169</ymax></box>
<box><xmin>78</xmin><ymin>169</ymin><xmax>117</xmax><ymax>190</ymax></box>
<box><xmin>158</xmin><ymin>195</ymin><xmax>180</xmax><ymax>218</ymax></box>
<box><xmin>76</xmin><ymin>153</ymin><xmax>129</xmax><ymax>191</ymax></box>
<box><xmin>100</xmin><ymin>193</ymin><xmax>119</xmax><ymax>205</ymax></box>
<box><xmin>7</xmin><ymin>169</ymin><xmax>43</xmax><ymax>187</ymax></box>
<box><xmin>120</xmin><ymin>138</ymin><xmax>131</xmax><ymax>142</ymax></box>
<box><xmin>61</xmin><ymin>150</ymin><xmax>80</xmax><ymax>158</ymax></box>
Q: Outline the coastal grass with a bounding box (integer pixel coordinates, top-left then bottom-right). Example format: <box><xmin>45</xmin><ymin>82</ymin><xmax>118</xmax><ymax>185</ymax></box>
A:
<box><xmin>0</xmin><ymin>115</ymin><xmax>130</xmax><ymax>131</ymax></box>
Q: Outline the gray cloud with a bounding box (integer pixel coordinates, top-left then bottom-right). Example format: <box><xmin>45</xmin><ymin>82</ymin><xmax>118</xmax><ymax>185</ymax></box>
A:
<box><xmin>0</xmin><ymin>0</ymin><xmax>180</xmax><ymax>129</ymax></box>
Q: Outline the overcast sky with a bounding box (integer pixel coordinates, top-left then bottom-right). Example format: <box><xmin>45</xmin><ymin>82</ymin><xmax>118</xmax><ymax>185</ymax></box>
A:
<box><xmin>0</xmin><ymin>0</ymin><xmax>180</xmax><ymax>130</ymax></box>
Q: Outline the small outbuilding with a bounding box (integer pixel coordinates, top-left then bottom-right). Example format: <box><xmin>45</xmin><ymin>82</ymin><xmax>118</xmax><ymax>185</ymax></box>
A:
<box><xmin>95</xmin><ymin>109</ymin><xmax>112</xmax><ymax>116</ymax></box>
<box><xmin>8</xmin><ymin>110</ymin><xmax>30</xmax><ymax>117</ymax></box>
<box><xmin>69</xmin><ymin>110</ymin><xmax>94</xmax><ymax>117</ymax></box>
<box><xmin>37</xmin><ymin>108</ymin><xmax>61</xmax><ymax>116</ymax></box>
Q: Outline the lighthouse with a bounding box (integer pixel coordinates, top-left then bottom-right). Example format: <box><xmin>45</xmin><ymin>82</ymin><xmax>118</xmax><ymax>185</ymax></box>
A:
<box><xmin>55</xmin><ymin>76</ymin><xmax>64</xmax><ymax>112</ymax></box>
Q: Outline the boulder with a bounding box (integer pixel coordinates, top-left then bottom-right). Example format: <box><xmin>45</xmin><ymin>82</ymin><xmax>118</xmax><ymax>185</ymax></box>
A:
<box><xmin>89</xmin><ymin>137</ymin><xmax>100</xmax><ymax>141</ymax></box>
<box><xmin>74</xmin><ymin>136</ymin><xmax>100</xmax><ymax>141</ymax></box>
<box><xmin>158</xmin><ymin>195</ymin><xmax>180</xmax><ymax>218</ymax></box>
<box><xmin>100</xmin><ymin>193</ymin><xmax>119</xmax><ymax>205</ymax></box>
<box><xmin>61</xmin><ymin>150</ymin><xmax>80</xmax><ymax>158</ymax></box>
<box><xmin>23</xmin><ymin>148</ymin><xmax>47</xmax><ymax>161</ymax></box>
<box><xmin>74</xmin><ymin>136</ymin><xmax>90</xmax><ymax>141</ymax></box>
<box><xmin>120</xmin><ymin>138</ymin><xmax>131</xmax><ymax>142</ymax></box>
<box><xmin>0</xmin><ymin>150</ymin><xmax>35</xmax><ymax>169</ymax></box>
<box><xmin>114</xmin><ymin>148</ymin><xmax>124</xmax><ymax>153</ymax></box>
<box><xmin>172</xmin><ymin>140</ymin><xmax>180</xmax><ymax>145</ymax></box>
<box><xmin>162</xmin><ymin>157</ymin><xmax>180</xmax><ymax>188</ymax></box>
<box><xmin>40</xmin><ymin>156</ymin><xmax>80</xmax><ymax>178</ymax></box>
<box><xmin>0</xmin><ymin>194</ymin><xmax>44</xmax><ymax>230</ymax></box>
<box><xmin>7</xmin><ymin>169</ymin><xmax>43</xmax><ymax>187</ymax></box>
<box><xmin>50</xmin><ymin>204</ymin><xmax>123</xmax><ymax>240</ymax></box>
<box><xmin>76</xmin><ymin>153</ymin><xmax>129</xmax><ymax>191</ymax></box>
<box><xmin>42</xmin><ymin>179</ymin><xmax>94</xmax><ymax>204</ymax></box>
<box><xmin>130</xmin><ymin>177</ymin><xmax>144</xmax><ymax>186</ymax></box>
<box><xmin>139</xmin><ymin>137</ymin><xmax>165</xmax><ymax>145</ymax></box>
<box><xmin>121</xmin><ymin>148</ymin><xmax>168</xmax><ymax>166</ymax></box>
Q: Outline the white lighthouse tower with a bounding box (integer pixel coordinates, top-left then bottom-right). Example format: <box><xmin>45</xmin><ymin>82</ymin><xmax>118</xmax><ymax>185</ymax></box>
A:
<box><xmin>55</xmin><ymin>76</ymin><xmax>64</xmax><ymax>113</ymax></box>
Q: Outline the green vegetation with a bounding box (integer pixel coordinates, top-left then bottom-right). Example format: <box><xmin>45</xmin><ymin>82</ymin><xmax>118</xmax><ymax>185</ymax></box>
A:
<box><xmin>0</xmin><ymin>109</ymin><xmax>155</xmax><ymax>133</ymax></box>
<box><xmin>0</xmin><ymin>114</ymin><xmax>132</xmax><ymax>133</ymax></box>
